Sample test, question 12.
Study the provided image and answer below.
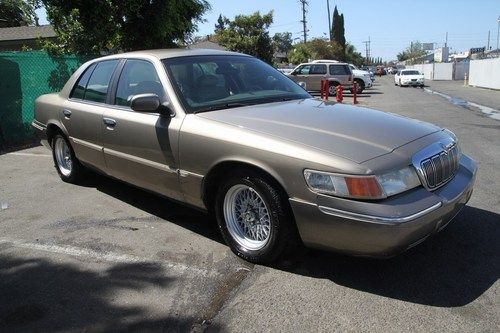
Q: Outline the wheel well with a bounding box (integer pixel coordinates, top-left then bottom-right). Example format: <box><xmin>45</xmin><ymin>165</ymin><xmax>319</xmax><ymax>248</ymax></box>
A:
<box><xmin>328</xmin><ymin>81</ymin><xmax>340</xmax><ymax>86</ymax></box>
<box><xmin>202</xmin><ymin>161</ymin><xmax>289</xmax><ymax>211</ymax></box>
<box><xmin>46</xmin><ymin>124</ymin><xmax>64</xmax><ymax>147</ymax></box>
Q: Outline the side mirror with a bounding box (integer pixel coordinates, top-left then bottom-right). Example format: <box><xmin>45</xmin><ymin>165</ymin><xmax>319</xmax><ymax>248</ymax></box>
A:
<box><xmin>298</xmin><ymin>81</ymin><xmax>307</xmax><ymax>90</ymax></box>
<box><xmin>130</xmin><ymin>94</ymin><xmax>175</xmax><ymax>117</ymax></box>
<box><xmin>130</xmin><ymin>93</ymin><xmax>160</xmax><ymax>112</ymax></box>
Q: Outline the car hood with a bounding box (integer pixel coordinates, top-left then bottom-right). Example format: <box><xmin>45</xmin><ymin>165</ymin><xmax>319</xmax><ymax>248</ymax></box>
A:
<box><xmin>352</xmin><ymin>69</ymin><xmax>370</xmax><ymax>76</ymax></box>
<box><xmin>197</xmin><ymin>98</ymin><xmax>441</xmax><ymax>163</ymax></box>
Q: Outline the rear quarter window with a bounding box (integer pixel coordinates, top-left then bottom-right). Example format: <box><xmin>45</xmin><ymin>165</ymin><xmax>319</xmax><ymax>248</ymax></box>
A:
<box><xmin>70</xmin><ymin>63</ymin><xmax>96</xmax><ymax>99</ymax></box>
<box><xmin>329</xmin><ymin>65</ymin><xmax>351</xmax><ymax>75</ymax></box>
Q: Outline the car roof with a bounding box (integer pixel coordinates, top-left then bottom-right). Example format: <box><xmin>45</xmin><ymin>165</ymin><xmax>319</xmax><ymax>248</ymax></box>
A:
<box><xmin>300</xmin><ymin>61</ymin><xmax>348</xmax><ymax>66</ymax></box>
<box><xmin>92</xmin><ymin>48</ymin><xmax>248</xmax><ymax>61</ymax></box>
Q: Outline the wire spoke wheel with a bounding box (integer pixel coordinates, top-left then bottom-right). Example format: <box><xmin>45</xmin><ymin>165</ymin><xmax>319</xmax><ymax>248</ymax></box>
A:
<box><xmin>223</xmin><ymin>184</ymin><xmax>272</xmax><ymax>251</ymax></box>
<box><xmin>54</xmin><ymin>137</ymin><xmax>72</xmax><ymax>176</ymax></box>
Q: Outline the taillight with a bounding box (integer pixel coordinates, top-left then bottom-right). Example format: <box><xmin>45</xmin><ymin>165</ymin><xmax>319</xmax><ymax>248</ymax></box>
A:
<box><xmin>348</xmin><ymin>75</ymin><xmax>352</xmax><ymax>82</ymax></box>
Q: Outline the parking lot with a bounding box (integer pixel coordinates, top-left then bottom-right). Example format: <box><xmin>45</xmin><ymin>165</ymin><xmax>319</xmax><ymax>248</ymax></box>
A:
<box><xmin>0</xmin><ymin>76</ymin><xmax>498</xmax><ymax>332</ymax></box>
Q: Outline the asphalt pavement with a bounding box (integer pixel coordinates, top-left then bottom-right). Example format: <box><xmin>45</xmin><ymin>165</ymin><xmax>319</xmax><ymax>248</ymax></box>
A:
<box><xmin>0</xmin><ymin>76</ymin><xmax>498</xmax><ymax>332</ymax></box>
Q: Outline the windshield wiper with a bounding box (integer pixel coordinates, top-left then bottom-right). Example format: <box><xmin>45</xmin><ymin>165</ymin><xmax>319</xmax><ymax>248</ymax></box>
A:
<box><xmin>194</xmin><ymin>102</ymin><xmax>251</xmax><ymax>113</ymax></box>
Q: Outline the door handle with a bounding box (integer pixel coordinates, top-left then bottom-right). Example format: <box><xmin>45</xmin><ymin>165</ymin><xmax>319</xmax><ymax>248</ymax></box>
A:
<box><xmin>62</xmin><ymin>109</ymin><xmax>72</xmax><ymax>118</ymax></box>
<box><xmin>103</xmin><ymin>118</ymin><xmax>117</xmax><ymax>129</ymax></box>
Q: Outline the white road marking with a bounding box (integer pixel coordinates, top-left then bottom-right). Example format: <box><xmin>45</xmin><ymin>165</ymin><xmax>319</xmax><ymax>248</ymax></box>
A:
<box><xmin>0</xmin><ymin>237</ymin><xmax>215</xmax><ymax>277</ymax></box>
<box><xmin>424</xmin><ymin>88</ymin><xmax>500</xmax><ymax>121</ymax></box>
<box><xmin>6</xmin><ymin>152</ymin><xmax>51</xmax><ymax>157</ymax></box>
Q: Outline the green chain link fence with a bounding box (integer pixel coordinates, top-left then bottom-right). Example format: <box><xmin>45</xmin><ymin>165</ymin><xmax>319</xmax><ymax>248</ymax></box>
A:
<box><xmin>0</xmin><ymin>51</ymin><xmax>90</xmax><ymax>151</ymax></box>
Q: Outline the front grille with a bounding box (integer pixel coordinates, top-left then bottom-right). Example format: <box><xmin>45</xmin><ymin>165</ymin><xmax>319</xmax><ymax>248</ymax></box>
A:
<box><xmin>420</xmin><ymin>144</ymin><xmax>459</xmax><ymax>189</ymax></box>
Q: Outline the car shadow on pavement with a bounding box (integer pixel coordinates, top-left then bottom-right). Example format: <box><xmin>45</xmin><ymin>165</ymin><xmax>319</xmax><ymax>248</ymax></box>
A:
<box><xmin>287</xmin><ymin>205</ymin><xmax>499</xmax><ymax>307</ymax></box>
<box><xmin>0</xmin><ymin>256</ymin><xmax>216</xmax><ymax>331</ymax></box>
<box><xmin>77</xmin><ymin>171</ymin><xmax>224</xmax><ymax>244</ymax></box>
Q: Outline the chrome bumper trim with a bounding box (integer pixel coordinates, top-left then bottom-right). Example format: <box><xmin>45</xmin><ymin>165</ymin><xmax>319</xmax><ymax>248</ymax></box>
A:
<box><xmin>31</xmin><ymin>120</ymin><xmax>46</xmax><ymax>131</ymax></box>
<box><xmin>318</xmin><ymin>202</ymin><xmax>442</xmax><ymax>225</ymax></box>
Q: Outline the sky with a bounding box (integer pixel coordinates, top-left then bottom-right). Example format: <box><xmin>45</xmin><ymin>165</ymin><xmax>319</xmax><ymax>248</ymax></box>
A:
<box><xmin>36</xmin><ymin>0</ymin><xmax>500</xmax><ymax>61</ymax></box>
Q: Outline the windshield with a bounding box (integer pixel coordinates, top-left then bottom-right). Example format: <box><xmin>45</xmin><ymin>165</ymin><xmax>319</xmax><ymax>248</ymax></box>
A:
<box><xmin>402</xmin><ymin>70</ymin><xmax>420</xmax><ymax>75</ymax></box>
<box><xmin>162</xmin><ymin>55</ymin><xmax>311</xmax><ymax>113</ymax></box>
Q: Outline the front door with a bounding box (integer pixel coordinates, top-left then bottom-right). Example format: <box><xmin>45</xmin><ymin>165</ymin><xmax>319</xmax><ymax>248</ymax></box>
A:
<box><xmin>101</xmin><ymin>59</ymin><xmax>183</xmax><ymax>200</ymax></box>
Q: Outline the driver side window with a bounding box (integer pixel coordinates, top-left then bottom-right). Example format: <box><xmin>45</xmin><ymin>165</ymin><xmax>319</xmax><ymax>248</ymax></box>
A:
<box><xmin>115</xmin><ymin>59</ymin><xmax>164</xmax><ymax>107</ymax></box>
<box><xmin>296</xmin><ymin>65</ymin><xmax>311</xmax><ymax>75</ymax></box>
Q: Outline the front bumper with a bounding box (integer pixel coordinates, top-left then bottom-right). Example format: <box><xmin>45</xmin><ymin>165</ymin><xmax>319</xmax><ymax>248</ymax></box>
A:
<box><xmin>290</xmin><ymin>154</ymin><xmax>477</xmax><ymax>258</ymax></box>
<box><xmin>402</xmin><ymin>80</ymin><xmax>424</xmax><ymax>86</ymax></box>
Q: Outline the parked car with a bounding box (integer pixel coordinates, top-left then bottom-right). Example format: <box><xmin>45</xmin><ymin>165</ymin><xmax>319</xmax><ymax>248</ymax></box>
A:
<box><xmin>395</xmin><ymin>69</ymin><xmax>425</xmax><ymax>87</ymax></box>
<box><xmin>287</xmin><ymin>60</ymin><xmax>353</xmax><ymax>95</ymax></box>
<box><xmin>376</xmin><ymin>66</ymin><xmax>386</xmax><ymax>76</ymax></box>
<box><xmin>348</xmin><ymin>64</ymin><xmax>373</xmax><ymax>93</ymax></box>
<box><xmin>387</xmin><ymin>67</ymin><xmax>398</xmax><ymax>74</ymax></box>
<box><xmin>32</xmin><ymin>49</ymin><xmax>476</xmax><ymax>264</ymax></box>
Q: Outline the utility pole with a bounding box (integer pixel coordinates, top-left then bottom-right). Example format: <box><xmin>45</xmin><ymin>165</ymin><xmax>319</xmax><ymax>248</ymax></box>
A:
<box><xmin>363</xmin><ymin>36</ymin><xmax>371</xmax><ymax>64</ymax></box>
<box><xmin>299</xmin><ymin>0</ymin><xmax>309</xmax><ymax>43</ymax></box>
<box><xmin>327</xmin><ymin>0</ymin><xmax>332</xmax><ymax>41</ymax></box>
<box><xmin>445</xmin><ymin>32</ymin><xmax>448</xmax><ymax>48</ymax></box>
<box><xmin>497</xmin><ymin>16</ymin><xmax>500</xmax><ymax>50</ymax></box>
<box><xmin>487</xmin><ymin>30</ymin><xmax>490</xmax><ymax>50</ymax></box>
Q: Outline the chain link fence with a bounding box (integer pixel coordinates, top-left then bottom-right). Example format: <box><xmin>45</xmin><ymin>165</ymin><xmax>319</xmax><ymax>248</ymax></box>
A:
<box><xmin>0</xmin><ymin>51</ymin><xmax>89</xmax><ymax>152</ymax></box>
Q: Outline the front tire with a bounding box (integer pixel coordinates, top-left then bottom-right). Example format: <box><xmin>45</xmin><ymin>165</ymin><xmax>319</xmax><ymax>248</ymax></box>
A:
<box><xmin>353</xmin><ymin>79</ymin><xmax>365</xmax><ymax>93</ymax></box>
<box><xmin>215</xmin><ymin>172</ymin><xmax>298</xmax><ymax>264</ymax></box>
<box><xmin>52</xmin><ymin>134</ymin><xmax>83</xmax><ymax>183</ymax></box>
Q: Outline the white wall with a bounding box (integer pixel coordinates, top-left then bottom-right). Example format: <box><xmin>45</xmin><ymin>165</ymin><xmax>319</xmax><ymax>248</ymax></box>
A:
<box><xmin>469</xmin><ymin>58</ymin><xmax>500</xmax><ymax>90</ymax></box>
<box><xmin>407</xmin><ymin>62</ymin><xmax>469</xmax><ymax>81</ymax></box>
<box><xmin>433</xmin><ymin>63</ymin><xmax>453</xmax><ymax>80</ymax></box>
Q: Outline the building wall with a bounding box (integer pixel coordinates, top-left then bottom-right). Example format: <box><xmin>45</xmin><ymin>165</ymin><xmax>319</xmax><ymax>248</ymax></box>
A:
<box><xmin>469</xmin><ymin>58</ymin><xmax>500</xmax><ymax>90</ymax></box>
<box><xmin>408</xmin><ymin>62</ymin><xmax>469</xmax><ymax>81</ymax></box>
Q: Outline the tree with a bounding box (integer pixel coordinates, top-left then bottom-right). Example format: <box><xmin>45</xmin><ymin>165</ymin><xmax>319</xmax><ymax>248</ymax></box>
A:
<box><xmin>397</xmin><ymin>41</ymin><xmax>427</xmax><ymax>63</ymax></box>
<box><xmin>272</xmin><ymin>32</ymin><xmax>293</xmax><ymax>54</ymax></box>
<box><xmin>344</xmin><ymin>43</ymin><xmax>363</xmax><ymax>66</ymax></box>
<box><xmin>40</xmin><ymin>0</ymin><xmax>210</xmax><ymax>55</ymax></box>
<box><xmin>288</xmin><ymin>43</ymin><xmax>310</xmax><ymax>64</ymax></box>
<box><xmin>0</xmin><ymin>0</ymin><xmax>39</xmax><ymax>26</ymax></box>
<box><xmin>331</xmin><ymin>6</ymin><xmax>346</xmax><ymax>50</ymax></box>
<box><xmin>288</xmin><ymin>38</ymin><xmax>344</xmax><ymax>64</ymax></box>
<box><xmin>214</xmin><ymin>13</ymin><xmax>228</xmax><ymax>33</ymax></box>
<box><xmin>215</xmin><ymin>11</ymin><xmax>274</xmax><ymax>63</ymax></box>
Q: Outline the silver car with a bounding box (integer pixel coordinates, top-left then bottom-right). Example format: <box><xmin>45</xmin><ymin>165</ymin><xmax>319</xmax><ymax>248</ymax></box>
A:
<box><xmin>32</xmin><ymin>49</ymin><xmax>477</xmax><ymax>264</ymax></box>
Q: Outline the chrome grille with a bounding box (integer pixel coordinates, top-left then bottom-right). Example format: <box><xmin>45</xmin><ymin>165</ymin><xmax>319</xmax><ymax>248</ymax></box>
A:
<box><xmin>420</xmin><ymin>144</ymin><xmax>459</xmax><ymax>189</ymax></box>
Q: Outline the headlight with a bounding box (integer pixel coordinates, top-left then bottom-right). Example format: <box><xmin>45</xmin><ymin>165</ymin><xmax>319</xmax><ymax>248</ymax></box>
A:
<box><xmin>304</xmin><ymin>167</ymin><xmax>421</xmax><ymax>199</ymax></box>
<box><xmin>375</xmin><ymin>166</ymin><xmax>421</xmax><ymax>196</ymax></box>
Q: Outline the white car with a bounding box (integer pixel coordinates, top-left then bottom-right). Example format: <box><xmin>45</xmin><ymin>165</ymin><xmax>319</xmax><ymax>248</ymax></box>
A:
<box><xmin>348</xmin><ymin>64</ymin><xmax>373</xmax><ymax>93</ymax></box>
<box><xmin>395</xmin><ymin>69</ymin><xmax>425</xmax><ymax>87</ymax></box>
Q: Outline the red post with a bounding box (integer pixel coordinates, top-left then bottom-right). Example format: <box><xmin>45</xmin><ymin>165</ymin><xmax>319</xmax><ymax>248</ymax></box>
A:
<box><xmin>336</xmin><ymin>85</ymin><xmax>343</xmax><ymax>103</ymax></box>
<box><xmin>321</xmin><ymin>80</ymin><xmax>329</xmax><ymax>100</ymax></box>
<box><xmin>353</xmin><ymin>81</ymin><xmax>358</xmax><ymax>104</ymax></box>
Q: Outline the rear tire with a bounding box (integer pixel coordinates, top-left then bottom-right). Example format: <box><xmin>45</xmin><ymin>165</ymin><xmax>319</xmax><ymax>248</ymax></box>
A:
<box><xmin>215</xmin><ymin>172</ymin><xmax>298</xmax><ymax>264</ymax></box>
<box><xmin>328</xmin><ymin>82</ymin><xmax>338</xmax><ymax>96</ymax></box>
<box><xmin>51</xmin><ymin>134</ymin><xmax>83</xmax><ymax>183</ymax></box>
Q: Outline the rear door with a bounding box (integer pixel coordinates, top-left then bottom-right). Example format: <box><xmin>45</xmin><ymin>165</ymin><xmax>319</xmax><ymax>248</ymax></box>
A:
<box><xmin>329</xmin><ymin>64</ymin><xmax>352</xmax><ymax>87</ymax></box>
<box><xmin>62</xmin><ymin>59</ymin><xmax>119</xmax><ymax>171</ymax></box>
<box><xmin>307</xmin><ymin>64</ymin><xmax>327</xmax><ymax>91</ymax></box>
<box><xmin>100</xmin><ymin>58</ymin><xmax>184</xmax><ymax>200</ymax></box>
